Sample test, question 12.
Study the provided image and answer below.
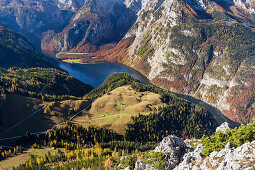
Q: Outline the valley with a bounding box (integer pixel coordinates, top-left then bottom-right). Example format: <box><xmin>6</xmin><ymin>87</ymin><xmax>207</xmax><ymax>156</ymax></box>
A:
<box><xmin>0</xmin><ymin>0</ymin><xmax>254</xmax><ymax>169</ymax></box>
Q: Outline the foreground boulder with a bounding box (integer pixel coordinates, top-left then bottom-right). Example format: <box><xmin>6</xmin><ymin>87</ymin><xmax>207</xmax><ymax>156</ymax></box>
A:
<box><xmin>174</xmin><ymin>143</ymin><xmax>204</xmax><ymax>170</ymax></box>
<box><xmin>135</xmin><ymin>135</ymin><xmax>193</xmax><ymax>170</ymax></box>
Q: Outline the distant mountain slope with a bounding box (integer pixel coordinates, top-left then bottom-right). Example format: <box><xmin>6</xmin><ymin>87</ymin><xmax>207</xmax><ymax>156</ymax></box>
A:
<box><xmin>118</xmin><ymin>0</ymin><xmax>255</xmax><ymax>124</ymax></box>
<box><xmin>0</xmin><ymin>26</ymin><xmax>55</xmax><ymax>68</ymax></box>
<box><xmin>0</xmin><ymin>0</ymin><xmax>79</xmax><ymax>47</ymax></box>
<box><xmin>0</xmin><ymin>25</ymin><xmax>93</xmax><ymax>100</ymax></box>
<box><xmin>41</xmin><ymin>0</ymin><xmax>142</xmax><ymax>52</ymax></box>
<box><xmin>74</xmin><ymin>0</ymin><xmax>255</xmax><ymax>124</ymax></box>
<box><xmin>0</xmin><ymin>67</ymin><xmax>93</xmax><ymax>99</ymax></box>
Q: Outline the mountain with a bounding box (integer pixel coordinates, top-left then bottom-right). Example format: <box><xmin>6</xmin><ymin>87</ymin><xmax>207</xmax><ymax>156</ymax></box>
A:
<box><xmin>53</xmin><ymin>0</ymin><xmax>86</xmax><ymax>11</ymax></box>
<box><xmin>0</xmin><ymin>0</ymin><xmax>82</xmax><ymax>47</ymax></box>
<box><xmin>64</xmin><ymin>0</ymin><xmax>255</xmax><ymax>124</ymax></box>
<box><xmin>0</xmin><ymin>25</ymin><xmax>93</xmax><ymax>140</ymax></box>
<box><xmin>0</xmin><ymin>25</ymin><xmax>56</xmax><ymax>68</ymax></box>
<box><xmin>41</xmin><ymin>0</ymin><xmax>142</xmax><ymax>52</ymax></box>
<box><xmin>118</xmin><ymin>0</ymin><xmax>255</xmax><ymax>124</ymax></box>
<box><xmin>0</xmin><ymin>24</ymin><xmax>93</xmax><ymax>98</ymax></box>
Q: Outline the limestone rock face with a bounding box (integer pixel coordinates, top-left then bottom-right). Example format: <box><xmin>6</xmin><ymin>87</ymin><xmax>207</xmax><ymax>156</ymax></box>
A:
<box><xmin>134</xmin><ymin>135</ymin><xmax>255</xmax><ymax>170</ymax></box>
<box><xmin>0</xmin><ymin>0</ymin><xmax>78</xmax><ymax>47</ymax></box>
<box><xmin>117</xmin><ymin>0</ymin><xmax>255</xmax><ymax>124</ymax></box>
<box><xmin>135</xmin><ymin>135</ymin><xmax>193</xmax><ymax>170</ymax></box>
<box><xmin>154</xmin><ymin>135</ymin><xmax>187</xmax><ymax>153</ymax></box>
<box><xmin>54</xmin><ymin>0</ymin><xmax>86</xmax><ymax>11</ymax></box>
<box><xmin>216</xmin><ymin>122</ymin><xmax>231</xmax><ymax>134</ymax></box>
<box><xmin>41</xmin><ymin>0</ymin><xmax>145</xmax><ymax>52</ymax></box>
<box><xmin>176</xmin><ymin>141</ymin><xmax>255</xmax><ymax>169</ymax></box>
<box><xmin>196</xmin><ymin>141</ymin><xmax>254</xmax><ymax>169</ymax></box>
<box><xmin>174</xmin><ymin>143</ymin><xmax>204</xmax><ymax>170</ymax></box>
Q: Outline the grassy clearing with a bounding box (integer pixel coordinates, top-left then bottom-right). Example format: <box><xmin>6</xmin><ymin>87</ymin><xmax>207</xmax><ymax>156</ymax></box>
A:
<box><xmin>0</xmin><ymin>95</ymin><xmax>53</xmax><ymax>140</ymax></box>
<box><xmin>0</xmin><ymin>94</ymin><xmax>91</xmax><ymax>143</ymax></box>
<box><xmin>0</xmin><ymin>152</ymin><xmax>30</xmax><ymax>169</ymax></box>
<box><xmin>74</xmin><ymin>85</ymin><xmax>168</xmax><ymax>134</ymax></box>
<box><xmin>0</xmin><ymin>147</ymin><xmax>63</xmax><ymax>169</ymax></box>
<box><xmin>27</xmin><ymin>148</ymin><xmax>64</xmax><ymax>157</ymax></box>
<box><xmin>62</xmin><ymin>59</ymin><xmax>81</xmax><ymax>63</ymax></box>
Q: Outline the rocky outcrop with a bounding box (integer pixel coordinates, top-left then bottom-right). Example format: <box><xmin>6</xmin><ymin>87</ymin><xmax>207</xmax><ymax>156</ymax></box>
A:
<box><xmin>134</xmin><ymin>134</ymin><xmax>255</xmax><ymax>170</ymax></box>
<box><xmin>176</xmin><ymin>141</ymin><xmax>255</xmax><ymax>170</ymax></box>
<box><xmin>174</xmin><ymin>143</ymin><xmax>204</xmax><ymax>170</ymax></box>
<box><xmin>216</xmin><ymin>122</ymin><xmax>231</xmax><ymax>134</ymax></box>
<box><xmin>111</xmin><ymin>0</ymin><xmax>255</xmax><ymax>124</ymax></box>
<box><xmin>135</xmin><ymin>135</ymin><xmax>193</xmax><ymax>170</ymax></box>
<box><xmin>154</xmin><ymin>135</ymin><xmax>193</xmax><ymax>169</ymax></box>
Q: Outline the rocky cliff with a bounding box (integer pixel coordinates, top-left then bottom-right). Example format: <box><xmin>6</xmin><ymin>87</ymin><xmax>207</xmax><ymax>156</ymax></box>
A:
<box><xmin>41</xmin><ymin>0</ymin><xmax>143</xmax><ymax>52</ymax></box>
<box><xmin>0</xmin><ymin>0</ymin><xmax>82</xmax><ymax>47</ymax></box>
<box><xmin>51</xmin><ymin>0</ymin><xmax>255</xmax><ymax>124</ymax></box>
<box><xmin>104</xmin><ymin>0</ymin><xmax>255</xmax><ymax>124</ymax></box>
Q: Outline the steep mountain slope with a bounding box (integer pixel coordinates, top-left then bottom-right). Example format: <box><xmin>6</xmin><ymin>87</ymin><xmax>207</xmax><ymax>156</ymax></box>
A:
<box><xmin>0</xmin><ymin>25</ymin><xmax>56</xmax><ymax>68</ymax></box>
<box><xmin>53</xmin><ymin>0</ymin><xmax>86</xmax><ymax>11</ymax></box>
<box><xmin>0</xmin><ymin>0</ymin><xmax>81</xmax><ymax>47</ymax></box>
<box><xmin>79</xmin><ymin>0</ymin><xmax>255</xmax><ymax>124</ymax></box>
<box><xmin>41</xmin><ymin>0</ymin><xmax>143</xmax><ymax>52</ymax></box>
<box><xmin>0</xmin><ymin>25</ymin><xmax>93</xmax><ymax>139</ymax></box>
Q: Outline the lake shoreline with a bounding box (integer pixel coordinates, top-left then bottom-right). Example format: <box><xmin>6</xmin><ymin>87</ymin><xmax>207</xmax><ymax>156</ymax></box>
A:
<box><xmin>42</xmin><ymin>50</ymin><xmax>151</xmax><ymax>88</ymax></box>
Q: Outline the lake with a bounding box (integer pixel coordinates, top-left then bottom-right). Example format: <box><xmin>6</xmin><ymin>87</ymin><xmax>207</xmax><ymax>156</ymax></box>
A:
<box><xmin>44</xmin><ymin>51</ymin><xmax>150</xmax><ymax>88</ymax></box>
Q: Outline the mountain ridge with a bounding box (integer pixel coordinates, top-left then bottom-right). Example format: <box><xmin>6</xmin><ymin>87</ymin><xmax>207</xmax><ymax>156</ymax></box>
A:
<box><xmin>62</xmin><ymin>0</ymin><xmax>255</xmax><ymax>124</ymax></box>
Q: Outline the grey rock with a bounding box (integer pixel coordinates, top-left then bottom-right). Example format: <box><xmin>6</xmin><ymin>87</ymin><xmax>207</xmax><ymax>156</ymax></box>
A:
<box><xmin>174</xmin><ymin>144</ymin><xmax>204</xmax><ymax>170</ymax></box>
<box><xmin>216</xmin><ymin>122</ymin><xmax>231</xmax><ymax>134</ymax></box>
<box><xmin>136</xmin><ymin>135</ymin><xmax>255</xmax><ymax>170</ymax></box>
<box><xmin>124</xmin><ymin>166</ymin><xmax>132</xmax><ymax>170</ymax></box>
<box><xmin>134</xmin><ymin>160</ymin><xmax>154</xmax><ymax>170</ymax></box>
<box><xmin>135</xmin><ymin>135</ymin><xmax>189</xmax><ymax>170</ymax></box>
<box><xmin>154</xmin><ymin>135</ymin><xmax>189</xmax><ymax>169</ymax></box>
<box><xmin>176</xmin><ymin>138</ymin><xmax>255</xmax><ymax>170</ymax></box>
<box><xmin>225</xmin><ymin>142</ymin><xmax>233</xmax><ymax>150</ymax></box>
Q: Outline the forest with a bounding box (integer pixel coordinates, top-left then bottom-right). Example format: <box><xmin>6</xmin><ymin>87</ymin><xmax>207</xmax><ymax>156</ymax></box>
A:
<box><xmin>124</xmin><ymin>105</ymin><xmax>217</xmax><ymax>142</ymax></box>
<box><xmin>0</xmin><ymin>73</ymin><xmax>246</xmax><ymax>169</ymax></box>
<box><xmin>0</xmin><ymin>67</ymin><xmax>93</xmax><ymax>101</ymax></box>
<box><xmin>3</xmin><ymin>121</ymin><xmax>255</xmax><ymax>169</ymax></box>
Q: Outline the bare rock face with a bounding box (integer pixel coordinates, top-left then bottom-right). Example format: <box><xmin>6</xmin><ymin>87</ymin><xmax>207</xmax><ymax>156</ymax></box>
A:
<box><xmin>154</xmin><ymin>135</ymin><xmax>193</xmax><ymax>169</ymax></box>
<box><xmin>41</xmin><ymin>0</ymin><xmax>144</xmax><ymax>52</ymax></box>
<box><xmin>174</xmin><ymin>143</ymin><xmax>204</xmax><ymax>170</ymax></box>
<box><xmin>176</xmin><ymin>141</ymin><xmax>255</xmax><ymax>170</ymax></box>
<box><xmin>134</xmin><ymin>134</ymin><xmax>255</xmax><ymax>170</ymax></box>
<box><xmin>54</xmin><ymin>0</ymin><xmax>86</xmax><ymax>11</ymax></box>
<box><xmin>0</xmin><ymin>0</ymin><xmax>77</xmax><ymax>47</ymax></box>
<box><xmin>117</xmin><ymin>0</ymin><xmax>255</xmax><ymax>124</ymax></box>
<box><xmin>216</xmin><ymin>122</ymin><xmax>231</xmax><ymax>134</ymax></box>
<box><xmin>135</xmin><ymin>135</ymin><xmax>193</xmax><ymax>170</ymax></box>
